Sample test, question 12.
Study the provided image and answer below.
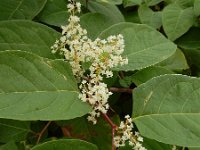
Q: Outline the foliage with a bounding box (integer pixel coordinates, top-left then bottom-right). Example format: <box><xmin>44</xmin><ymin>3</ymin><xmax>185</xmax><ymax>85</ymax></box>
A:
<box><xmin>0</xmin><ymin>0</ymin><xmax>200</xmax><ymax>149</ymax></box>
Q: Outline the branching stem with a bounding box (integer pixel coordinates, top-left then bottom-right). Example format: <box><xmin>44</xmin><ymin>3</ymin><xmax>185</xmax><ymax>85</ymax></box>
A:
<box><xmin>36</xmin><ymin>121</ymin><xmax>52</xmax><ymax>144</ymax></box>
<box><xmin>101</xmin><ymin>113</ymin><xmax>117</xmax><ymax>150</ymax></box>
<box><xmin>109</xmin><ymin>87</ymin><xmax>133</xmax><ymax>94</ymax></box>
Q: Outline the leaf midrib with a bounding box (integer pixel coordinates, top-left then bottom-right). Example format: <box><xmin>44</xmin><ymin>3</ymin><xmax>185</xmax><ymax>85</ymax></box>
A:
<box><xmin>8</xmin><ymin>0</ymin><xmax>24</xmax><ymax>19</ymax></box>
<box><xmin>134</xmin><ymin>112</ymin><xmax>200</xmax><ymax>120</ymax></box>
<box><xmin>0</xmin><ymin>90</ymin><xmax>78</xmax><ymax>95</ymax></box>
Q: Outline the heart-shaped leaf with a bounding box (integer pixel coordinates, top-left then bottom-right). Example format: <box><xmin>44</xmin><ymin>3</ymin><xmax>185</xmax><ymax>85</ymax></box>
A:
<box><xmin>138</xmin><ymin>4</ymin><xmax>162</xmax><ymax>29</ymax></box>
<box><xmin>162</xmin><ymin>4</ymin><xmax>195</xmax><ymax>41</ymax></box>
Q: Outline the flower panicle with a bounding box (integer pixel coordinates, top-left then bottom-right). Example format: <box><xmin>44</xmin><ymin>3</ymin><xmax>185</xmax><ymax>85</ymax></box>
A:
<box><xmin>51</xmin><ymin>0</ymin><xmax>128</xmax><ymax>124</ymax></box>
<box><xmin>114</xmin><ymin>115</ymin><xmax>146</xmax><ymax>150</ymax></box>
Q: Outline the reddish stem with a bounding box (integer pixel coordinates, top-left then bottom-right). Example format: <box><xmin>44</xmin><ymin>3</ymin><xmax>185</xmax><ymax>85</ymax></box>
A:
<box><xmin>101</xmin><ymin>113</ymin><xmax>117</xmax><ymax>150</ymax></box>
<box><xmin>109</xmin><ymin>87</ymin><xmax>133</xmax><ymax>94</ymax></box>
<box><xmin>36</xmin><ymin>121</ymin><xmax>52</xmax><ymax>144</ymax></box>
<box><xmin>101</xmin><ymin>113</ymin><xmax>116</xmax><ymax>128</ymax></box>
<box><xmin>61</xmin><ymin>127</ymin><xmax>72</xmax><ymax>137</ymax></box>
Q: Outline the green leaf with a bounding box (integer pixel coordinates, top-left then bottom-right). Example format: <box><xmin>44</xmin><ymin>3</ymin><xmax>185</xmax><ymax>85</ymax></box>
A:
<box><xmin>0</xmin><ymin>0</ymin><xmax>47</xmax><ymax>21</ymax></box>
<box><xmin>99</xmin><ymin>22</ymin><xmax>176</xmax><ymax>71</ymax></box>
<box><xmin>194</xmin><ymin>0</ymin><xmax>200</xmax><ymax>16</ymax></box>
<box><xmin>0</xmin><ymin>50</ymin><xmax>91</xmax><ymax>120</ymax></box>
<box><xmin>144</xmin><ymin>0</ymin><xmax>163</xmax><ymax>6</ymax></box>
<box><xmin>162</xmin><ymin>4</ymin><xmax>195</xmax><ymax>41</ymax></box>
<box><xmin>0</xmin><ymin>20</ymin><xmax>60</xmax><ymax>59</ymax></box>
<box><xmin>0</xmin><ymin>119</ymin><xmax>30</xmax><ymax>143</ymax></box>
<box><xmin>124</xmin><ymin>11</ymin><xmax>141</xmax><ymax>23</ymax></box>
<box><xmin>190</xmin><ymin>148</ymin><xmax>200</xmax><ymax>150</ymax></box>
<box><xmin>57</xmin><ymin>115</ymin><xmax>119</xmax><ymax>150</ymax></box>
<box><xmin>182</xmin><ymin>49</ymin><xmax>200</xmax><ymax>76</ymax></box>
<box><xmin>157</xmin><ymin>49</ymin><xmax>189</xmax><ymax>72</ymax></box>
<box><xmin>88</xmin><ymin>1</ymin><xmax>125</xmax><ymax>23</ymax></box>
<box><xmin>143</xmin><ymin>138</ymin><xmax>173</xmax><ymax>150</ymax></box>
<box><xmin>0</xmin><ymin>141</ymin><xmax>18</xmax><ymax>150</ymax></box>
<box><xmin>37</xmin><ymin>0</ymin><xmax>69</xmax><ymax>27</ymax></box>
<box><xmin>176</xmin><ymin>27</ymin><xmax>200</xmax><ymax>50</ymax></box>
<box><xmin>131</xmin><ymin>66</ymin><xmax>174</xmax><ymax>86</ymax></box>
<box><xmin>165</xmin><ymin>0</ymin><xmax>195</xmax><ymax>8</ymax></box>
<box><xmin>31</xmin><ymin>139</ymin><xmax>98</xmax><ymax>150</ymax></box>
<box><xmin>80</xmin><ymin>13</ymin><xmax>118</xmax><ymax>40</ymax></box>
<box><xmin>133</xmin><ymin>74</ymin><xmax>200</xmax><ymax>147</ymax></box>
<box><xmin>123</xmin><ymin>0</ymin><xmax>142</xmax><ymax>7</ymax></box>
<box><xmin>95</xmin><ymin>0</ymin><xmax>122</xmax><ymax>5</ymax></box>
<box><xmin>138</xmin><ymin>4</ymin><xmax>162</xmax><ymax>29</ymax></box>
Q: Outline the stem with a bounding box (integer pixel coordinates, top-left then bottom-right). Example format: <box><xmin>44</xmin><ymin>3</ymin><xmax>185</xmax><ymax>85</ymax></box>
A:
<box><xmin>109</xmin><ymin>87</ymin><xmax>133</xmax><ymax>94</ymax></box>
<box><xmin>101</xmin><ymin>113</ymin><xmax>116</xmax><ymax>128</ymax></box>
<box><xmin>101</xmin><ymin>113</ymin><xmax>117</xmax><ymax>150</ymax></box>
<box><xmin>61</xmin><ymin>127</ymin><xmax>72</xmax><ymax>137</ymax></box>
<box><xmin>36</xmin><ymin>121</ymin><xmax>52</xmax><ymax>144</ymax></box>
<box><xmin>119</xmin><ymin>71</ymin><xmax>125</xmax><ymax>79</ymax></box>
<box><xmin>86</xmin><ymin>0</ymin><xmax>89</xmax><ymax>8</ymax></box>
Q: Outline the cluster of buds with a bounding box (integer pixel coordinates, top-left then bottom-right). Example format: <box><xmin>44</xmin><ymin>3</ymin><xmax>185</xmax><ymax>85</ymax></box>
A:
<box><xmin>114</xmin><ymin>115</ymin><xmax>146</xmax><ymax>150</ymax></box>
<box><xmin>51</xmin><ymin>0</ymin><xmax>128</xmax><ymax>124</ymax></box>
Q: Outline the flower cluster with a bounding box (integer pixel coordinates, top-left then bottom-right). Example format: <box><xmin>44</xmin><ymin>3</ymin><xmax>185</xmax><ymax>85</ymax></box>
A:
<box><xmin>114</xmin><ymin>115</ymin><xmax>146</xmax><ymax>150</ymax></box>
<box><xmin>51</xmin><ymin>0</ymin><xmax>128</xmax><ymax>124</ymax></box>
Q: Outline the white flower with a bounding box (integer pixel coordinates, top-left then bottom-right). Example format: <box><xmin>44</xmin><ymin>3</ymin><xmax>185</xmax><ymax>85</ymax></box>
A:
<box><xmin>114</xmin><ymin>116</ymin><xmax>146</xmax><ymax>150</ymax></box>
<box><xmin>51</xmin><ymin>0</ymin><xmax>128</xmax><ymax>124</ymax></box>
<box><xmin>76</xmin><ymin>2</ymin><xmax>81</xmax><ymax>13</ymax></box>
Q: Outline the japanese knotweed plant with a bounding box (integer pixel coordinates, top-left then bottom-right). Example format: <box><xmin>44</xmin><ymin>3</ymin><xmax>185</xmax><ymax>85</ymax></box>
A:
<box><xmin>51</xmin><ymin>0</ymin><xmax>145</xmax><ymax>149</ymax></box>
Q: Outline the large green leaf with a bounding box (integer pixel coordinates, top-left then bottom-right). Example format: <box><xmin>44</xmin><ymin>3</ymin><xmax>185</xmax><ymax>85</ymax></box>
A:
<box><xmin>31</xmin><ymin>139</ymin><xmax>98</xmax><ymax>150</ymax></box>
<box><xmin>176</xmin><ymin>27</ymin><xmax>200</xmax><ymax>50</ymax></box>
<box><xmin>162</xmin><ymin>4</ymin><xmax>195</xmax><ymax>41</ymax></box>
<box><xmin>190</xmin><ymin>148</ymin><xmax>200</xmax><ymax>150</ymax></box>
<box><xmin>37</xmin><ymin>0</ymin><xmax>69</xmax><ymax>27</ymax></box>
<box><xmin>0</xmin><ymin>0</ymin><xmax>47</xmax><ymax>21</ymax></box>
<box><xmin>165</xmin><ymin>0</ymin><xmax>195</xmax><ymax>8</ymax></box>
<box><xmin>0</xmin><ymin>119</ymin><xmax>30</xmax><ymax>143</ymax></box>
<box><xmin>99</xmin><ymin>22</ymin><xmax>176</xmax><ymax>71</ymax></box>
<box><xmin>138</xmin><ymin>4</ymin><xmax>162</xmax><ymax>29</ymax></box>
<box><xmin>0</xmin><ymin>50</ymin><xmax>91</xmax><ymax>120</ymax></box>
<box><xmin>157</xmin><ymin>49</ymin><xmax>189</xmax><ymax>72</ymax></box>
<box><xmin>133</xmin><ymin>74</ymin><xmax>200</xmax><ymax>147</ymax></box>
<box><xmin>88</xmin><ymin>1</ymin><xmax>124</xmax><ymax>23</ymax></box>
<box><xmin>80</xmin><ymin>13</ymin><xmax>118</xmax><ymax>40</ymax></box>
<box><xmin>0</xmin><ymin>20</ymin><xmax>60</xmax><ymax>59</ymax></box>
